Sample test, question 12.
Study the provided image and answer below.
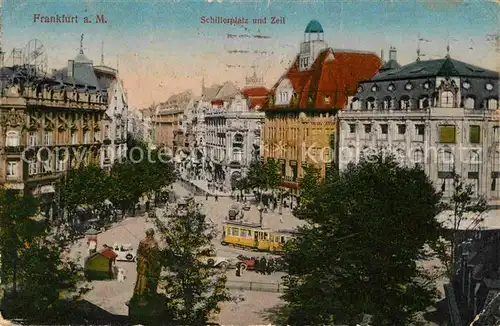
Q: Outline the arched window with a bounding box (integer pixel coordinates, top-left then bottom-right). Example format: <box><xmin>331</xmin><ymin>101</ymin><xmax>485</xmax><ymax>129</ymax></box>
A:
<box><xmin>351</xmin><ymin>98</ymin><xmax>361</xmax><ymax>111</ymax></box>
<box><xmin>419</xmin><ymin>96</ymin><xmax>430</xmax><ymax>109</ymax></box>
<box><xmin>440</xmin><ymin>91</ymin><xmax>454</xmax><ymax>108</ymax></box>
<box><xmin>469</xmin><ymin>151</ymin><xmax>480</xmax><ymax>173</ymax></box>
<box><xmin>234</xmin><ymin>134</ymin><xmax>243</xmax><ymax>142</ymax></box>
<box><xmin>399</xmin><ymin>96</ymin><xmax>410</xmax><ymax>110</ymax></box>
<box><xmin>438</xmin><ymin>150</ymin><xmax>455</xmax><ymax>173</ymax></box>
<box><xmin>365</xmin><ymin>97</ymin><xmax>375</xmax><ymax>111</ymax></box>
<box><xmin>464</xmin><ymin>96</ymin><xmax>476</xmax><ymax>110</ymax></box>
<box><xmin>413</xmin><ymin>148</ymin><xmax>424</xmax><ymax>168</ymax></box>
<box><xmin>488</xmin><ymin>98</ymin><xmax>498</xmax><ymax>110</ymax></box>
<box><xmin>396</xmin><ymin>148</ymin><xmax>406</xmax><ymax>166</ymax></box>
<box><xmin>383</xmin><ymin>96</ymin><xmax>393</xmax><ymax>110</ymax></box>
<box><xmin>438</xmin><ymin>150</ymin><xmax>455</xmax><ymax>197</ymax></box>
<box><xmin>6</xmin><ymin>131</ymin><xmax>20</xmax><ymax>146</ymax></box>
<box><xmin>232</xmin><ymin>147</ymin><xmax>243</xmax><ymax>162</ymax></box>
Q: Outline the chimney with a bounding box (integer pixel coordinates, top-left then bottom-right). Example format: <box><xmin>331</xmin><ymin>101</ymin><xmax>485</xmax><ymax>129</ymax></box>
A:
<box><xmin>389</xmin><ymin>47</ymin><xmax>397</xmax><ymax>61</ymax></box>
<box><xmin>67</xmin><ymin>60</ymin><xmax>74</xmax><ymax>78</ymax></box>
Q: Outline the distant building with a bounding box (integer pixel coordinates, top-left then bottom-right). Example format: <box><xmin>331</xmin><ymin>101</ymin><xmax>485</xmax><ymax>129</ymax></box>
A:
<box><xmin>263</xmin><ymin>20</ymin><xmax>381</xmax><ymax>195</ymax></box>
<box><xmin>94</xmin><ymin>65</ymin><xmax>128</xmax><ymax>171</ymax></box>
<box><xmin>204</xmin><ymin>81</ymin><xmax>266</xmax><ymax>190</ymax></box>
<box><xmin>338</xmin><ymin>48</ymin><xmax>499</xmax><ymax>204</ymax></box>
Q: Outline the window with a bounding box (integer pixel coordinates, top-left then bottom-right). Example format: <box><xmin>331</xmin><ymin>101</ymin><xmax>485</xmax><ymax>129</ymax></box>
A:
<box><xmin>413</xmin><ymin>149</ymin><xmax>424</xmax><ymax>168</ymax></box>
<box><xmin>28</xmin><ymin>132</ymin><xmax>37</xmax><ymax>146</ymax></box>
<box><xmin>366</xmin><ymin>98</ymin><xmax>375</xmax><ymax>110</ymax></box>
<box><xmin>364</xmin><ymin>124</ymin><xmax>372</xmax><ymax>133</ymax></box>
<box><xmin>351</xmin><ymin>98</ymin><xmax>361</xmax><ymax>110</ymax></box>
<box><xmin>469</xmin><ymin>151</ymin><xmax>480</xmax><ymax>173</ymax></box>
<box><xmin>6</xmin><ymin>161</ymin><xmax>18</xmax><ymax>178</ymax></box>
<box><xmin>348</xmin><ymin>124</ymin><xmax>356</xmax><ymax>134</ymax></box>
<box><xmin>494</xmin><ymin>126</ymin><xmax>499</xmax><ymax>142</ymax></box>
<box><xmin>28</xmin><ymin>160</ymin><xmax>37</xmax><ymax>175</ymax></box>
<box><xmin>105</xmin><ymin>125</ymin><xmax>110</xmax><ymax>139</ymax></box>
<box><xmin>464</xmin><ymin>96</ymin><xmax>475</xmax><ymax>110</ymax></box>
<box><xmin>324</xmin><ymin>96</ymin><xmax>331</xmax><ymax>104</ymax></box>
<box><xmin>280</xmin><ymin>92</ymin><xmax>289</xmax><ymax>103</ymax></box>
<box><xmin>439</xmin><ymin>125</ymin><xmax>456</xmax><ymax>143</ymax></box>
<box><xmin>383</xmin><ymin>97</ymin><xmax>393</xmax><ymax>110</ymax></box>
<box><xmin>440</xmin><ymin>91</ymin><xmax>454</xmax><ymax>108</ymax></box>
<box><xmin>469</xmin><ymin>125</ymin><xmax>481</xmax><ymax>144</ymax></box>
<box><xmin>399</xmin><ymin>96</ymin><xmax>410</xmax><ymax>110</ymax></box>
<box><xmin>488</xmin><ymin>98</ymin><xmax>498</xmax><ymax>110</ymax></box>
<box><xmin>380</xmin><ymin>124</ymin><xmax>388</xmax><ymax>134</ymax></box>
<box><xmin>415</xmin><ymin>124</ymin><xmax>425</xmax><ymax>136</ymax></box>
<box><xmin>397</xmin><ymin>124</ymin><xmax>406</xmax><ymax>135</ymax></box>
<box><xmin>234</xmin><ymin>134</ymin><xmax>243</xmax><ymax>143</ymax></box>
<box><xmin>71</xmin><ymin>132</ymin><xmax>78</xmax><ymax>145</ymax></box>
<box><xmin>492</xmin><ymin>151</ymin><xmax>500</xmax><ymax>197</ymax></box>
<box><xmin>84</xmin><ymin>131</ymin><xmax>90</xmax><ymax>144</ymax></box>
<box><xmin>44</xmin><ymin>131</ymin><xmax>52</xmax><ymax>146</ymax></box>
<box><xmin>438</xmin><ymin>150</ymin><xmax>455</xmax><ymax>197</ymax></box>
<box><xmin>419</xmin><ymin>96</ymin><xmax>430</xmax><ymax>109</ymax></box>
<box><xmin>6</xmin><ymin>131</ymin><xmax>20</xmax><ymax>147</ymax></box>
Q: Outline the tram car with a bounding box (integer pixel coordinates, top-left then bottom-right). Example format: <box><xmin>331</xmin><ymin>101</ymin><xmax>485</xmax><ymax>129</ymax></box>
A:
<box><xmin>221</xmin><ymin>220</ymin><xmax>297</xmax><ymax>253</ymax></box>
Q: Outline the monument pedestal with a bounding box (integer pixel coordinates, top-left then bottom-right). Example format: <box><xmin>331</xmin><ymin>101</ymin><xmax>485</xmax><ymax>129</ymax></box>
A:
<box><xmin>127</xmin><ymin>294</ymin><xmax>166</xmax><ymax>325</ymax></box>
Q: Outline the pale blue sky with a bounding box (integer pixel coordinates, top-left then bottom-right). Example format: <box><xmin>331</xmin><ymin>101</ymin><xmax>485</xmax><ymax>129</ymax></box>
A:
<box><xmin>3</xmin><ymin>0</ymin><xmax>498</xmax><ymax>107</ymax></box>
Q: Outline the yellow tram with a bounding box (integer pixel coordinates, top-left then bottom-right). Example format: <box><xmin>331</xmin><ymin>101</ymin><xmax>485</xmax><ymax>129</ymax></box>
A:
<box><xmin>221</xmin><ymin>221</ymin><xmax>297</xmax><ymax>253</ymax></box>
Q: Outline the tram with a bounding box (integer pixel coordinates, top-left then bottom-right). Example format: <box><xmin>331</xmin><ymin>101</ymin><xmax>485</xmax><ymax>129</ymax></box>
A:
<box><xmin>221</xmin><ymin>220</ymin><xmax>297</xmax><ymax>253</ymax></box>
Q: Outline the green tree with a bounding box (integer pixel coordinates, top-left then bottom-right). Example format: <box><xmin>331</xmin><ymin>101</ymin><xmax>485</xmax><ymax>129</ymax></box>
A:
<box><xmin>278</xmin><ymin>156</ymin><xmax>443</xmax><ymax>325</ymax></box>
<box><xmin>246</xmin><ymin>159</ymin><xmax>266</xmax><ymax>202</ymax></box>
<box><xmin>109</xmin><ymin>161</ymin><xmax>147</xmax><ymax>215</ymax></box>
<box><xmin>264</xmin><ymin>158</ymin><xmax>281</xmax><ymax>193</ymax></box>
<box><xmin>59</xmin><ymin>164</ymin><xmax>112</xmax><ymax>225</ymax></box>
<box><xmin>433</xmin><ymin>172</ymin><xmax>487</xmax><ymax>279</ymax></box>
<box><xmin>0</xmin><ymin>188</ymin><xmax>90</xmax><ymax>320</ymax></box>
<box><xmin>294</xmin><ymin>164</ymin><xmax>320</xmax><ymax>217</ymax></box>
<box><xmin>154</xmin><ymin>202</ymin><xmax>233</xmax><ymax>324</ymax></box>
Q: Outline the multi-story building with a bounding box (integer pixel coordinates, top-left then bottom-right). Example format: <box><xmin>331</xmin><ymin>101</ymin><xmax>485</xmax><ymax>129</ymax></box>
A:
<box><xmin>262</xmin><ymin>19</ymin><xmax>381</xmax><ymax>194</ymax></box>
<box><xmin>0</xmin><ymin>49</ymin><xmax>107</xmax><ymax>218</ymax></box>
<box><xmin>153</xmin><ymin>90</ymin><xmax>194</xmax><ymax>152</ymax></box>
<box><xmin>204</xmin><ymin>81</ymin><xmax>266</xmax><ymax>191</ymax></box>
<box><xmin>338</xmin><ymin>48</ymin><xmax>499</xmax><ymax>204</ymax></box>
<box><xmin>94</xmin><ymin>65</ymin><xmax>128</xmax><ymax>170</ymax></box>
<box><xmin>127</xmin><ymin>109</ymin><xmax>146</xmax><ymax>141</ymax></box>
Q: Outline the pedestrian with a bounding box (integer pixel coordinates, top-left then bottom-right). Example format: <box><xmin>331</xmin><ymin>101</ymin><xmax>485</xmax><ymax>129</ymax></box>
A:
<box><xmin>215</xmin><ymin>194</ymin><xmax>218</xmax><ymax>202</ymax></box>
<box><xmin>117</xmin><ymin>268</ymin><xmax>125</xmax><ymax>282</ymax></box>
<box><xmin>235</xmin><ymin>263</ymin><xmax>241</xmax><ymax>277</ymax></box>
<box><xmin>260</xmin><ymin>257</ymin><xmax>267</xmax><ymax>275</ymax></box>
<box><xmin>206</xmin><ymin>193</ymin><xmax>209</xmax><ymax>201</ymax></box>
<box><xmin>254</xmin><ymin>257</ymin><xmax>261</xmax><ymax>274</ymax></box>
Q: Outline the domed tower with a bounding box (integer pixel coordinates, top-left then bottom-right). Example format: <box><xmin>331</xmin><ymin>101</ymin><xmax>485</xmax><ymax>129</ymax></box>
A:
<box><xmin>299</xmin><ymin>20</ymin><xmax>328</xmax><ymax>71</ymax></box>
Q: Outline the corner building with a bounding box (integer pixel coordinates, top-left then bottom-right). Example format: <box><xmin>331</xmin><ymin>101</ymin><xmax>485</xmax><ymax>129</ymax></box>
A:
<box><xmin>262</xmin><ymin>20</ymin><xmax>381</xmax><ymax>193</ymax></box>
<box><xmin>338</xmin><ymin>49</ymin><xmax>499</xmax><ymax>204</ymax></box>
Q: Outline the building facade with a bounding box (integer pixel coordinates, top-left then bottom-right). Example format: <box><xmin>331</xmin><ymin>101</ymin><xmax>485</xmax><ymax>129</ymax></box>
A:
<box><xmin>262</xmin><ymin>20</ymin><xmax>381</xmax><ymax>193</ymax></box>
<box><xmin>203</xmin><ymin>82</ymin><xmax>265</xmax><ymax>191</ymax></box>
<box><xmin>94</xmin><ymin>65</ymin><xmax>128</xmax><ymax>170</ymax></box>
<box><xmin>338</xmin><ymin>49</ymin><xmax>500</xmax><ymax>204</ymax></box>
<box><xmin>0</xmin><ymin>54</ymin><xmax>108</xmax><ymax>218</ymax></box>
<box><xmin>153</xmin><ymin>90</ymin><xmax>194</xmax><ymax>152</ymax></box>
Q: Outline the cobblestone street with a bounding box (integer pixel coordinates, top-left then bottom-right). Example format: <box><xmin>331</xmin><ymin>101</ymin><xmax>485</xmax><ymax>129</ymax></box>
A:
<box><xmin>70</xmin><ymin>182</ymin><xmax>300</xmax><ymax>324</ymax></box>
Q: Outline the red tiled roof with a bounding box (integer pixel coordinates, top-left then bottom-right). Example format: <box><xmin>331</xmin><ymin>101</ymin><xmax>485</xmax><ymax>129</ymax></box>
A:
<box><xmin>249</xmin><ymin>97</ymin><xmax>268</xmax><ymax>110</ymax></box>
<box><xmin>100</xmin><ymin>247</ymin><xmax>118</xmax><ymax>259</ymax></box>
<box><xmin>242</xmin><ymin>87</ymin><xmax>269</xmax><ymax>97</ymax></box>
<box><xmin>266</xmin><ymin>49</ymin><xmax>382</xmax><ymax>111</ymax></box>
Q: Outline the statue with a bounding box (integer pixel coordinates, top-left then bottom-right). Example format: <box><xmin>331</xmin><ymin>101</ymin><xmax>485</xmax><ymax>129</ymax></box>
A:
<box><xmin>133</xmin><ymin>228</ymin><xmax>161</xmax><ymax>302</ymax></box>
<box><xmin>129</xmin><ymin>228</ymin><xmax>164</xmax><ymax>324</ymax></box>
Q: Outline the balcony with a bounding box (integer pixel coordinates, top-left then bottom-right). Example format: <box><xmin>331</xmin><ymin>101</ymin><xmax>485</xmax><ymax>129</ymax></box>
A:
<box><xmin>4</xmin><ymin>145</ymin><xmax>25</xmax><ymax>154</ymax></box>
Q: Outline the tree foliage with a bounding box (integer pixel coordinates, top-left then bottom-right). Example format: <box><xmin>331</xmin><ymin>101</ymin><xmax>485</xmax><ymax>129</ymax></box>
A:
<box><xmin>278</xmin><ymin>156</ymin><xmax>443</xmax><ymax>325</ymax></box>
<box><xmin>154</xmin><ymin>202</ymin><xmax>233</xmax><ymax>324</ymax></box>
<box><xmin>0</xmin><ymin>188</ymin><xmax>89</xmax><ymax>320</ymax></box>
<box><xmin>246</xmin><ymin>159</ymin><xmax>281</xmax><ymax>192</ymax></box>
<box><xmin>432</xmin><ymin>172</ymin><xmax>487</xmax><ymax>279</ymax></box>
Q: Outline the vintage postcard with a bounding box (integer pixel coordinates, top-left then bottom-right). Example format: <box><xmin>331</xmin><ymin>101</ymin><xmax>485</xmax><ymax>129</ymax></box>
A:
<box><xmin>0</xmin><ymin>0</ymin><xmax>499</xmax><ymax>325</ymax></box>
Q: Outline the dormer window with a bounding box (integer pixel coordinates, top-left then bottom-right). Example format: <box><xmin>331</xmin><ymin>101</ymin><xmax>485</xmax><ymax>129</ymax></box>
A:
<box><xmin>371</xmin><ymin>84</ymin><xmax>379</xmax><ymax>92</ymax></box>
<box><xmin>462</xmin><ymin>80</ymin><xmax>471</xmax><ymax>89</ymax></box>
<box><xmin>383</xmin><ymin>96</ymin><xmax>393</xmax><ymax>110</ymax></box>
<box><xmin>423</xmin><ymin>81</ymin><xmax>432</xmax><ymax>90</ymax></box>
<box><xmin>357</xmin><ymin>86</ymin><xmax>364</xmax><ymax>93</ymax></box>
<box><xmin>464</xmin><ymin>96</ymin><xmax>475</xmax><ymax>110</ymax></box>
<box><xmin>388</xmin><ymin>83</ymin><xmax>396</xmax><ymax>92</ymax></box>
<box><xmin>485</xmin><ymin>82</ymin><xmax>494</xmax><ymax>91</ymax></box>
<box><xmin>440</xmin><ymin>91</ymin><xmax>454</xmax><ymax>108</ymax></box>
<box><xmin>405</xmin><ymin>82</ymin><xmax>413</xmax><ymax>90</ymax></box>
<box><xmin>324</xmin><ymin>96</ymin><xmax>331</xmax><ymax>104</ymax></box>
<box><xmin>279</xmin><ymin>91</ymin><xmax>289</xmax><ymax>103</ymax></box>
<box><xmin>366</xmin><ymin>97</ymin><xmax>375</xmax><ymax>110</ymax></box>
